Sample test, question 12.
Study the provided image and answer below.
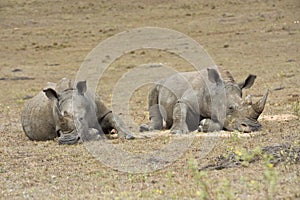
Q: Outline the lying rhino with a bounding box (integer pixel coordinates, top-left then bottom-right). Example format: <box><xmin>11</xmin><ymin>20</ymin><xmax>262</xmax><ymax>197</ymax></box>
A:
<box><xmin>141</xmin><ymin>66</ymin><xmax>268</xmax><ymax>134</ymax></box>
<box><xmin>21</xmin><ymin>78</ymin><xmax>134</xmax><ymax>144</ymax></box>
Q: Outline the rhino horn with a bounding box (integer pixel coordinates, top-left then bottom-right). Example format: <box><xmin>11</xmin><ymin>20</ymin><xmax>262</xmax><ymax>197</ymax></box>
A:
<box><xmin>250</xmin><ymin>90</ymin><xmax>269</xmax><ymax>119</ymax></box>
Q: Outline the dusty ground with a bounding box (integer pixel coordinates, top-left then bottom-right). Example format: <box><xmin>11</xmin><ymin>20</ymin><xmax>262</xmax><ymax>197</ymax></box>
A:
<box><xmin>1</xmin><ymin>0</ymin><xmax>300</xmax><ymax>199</ymax></box>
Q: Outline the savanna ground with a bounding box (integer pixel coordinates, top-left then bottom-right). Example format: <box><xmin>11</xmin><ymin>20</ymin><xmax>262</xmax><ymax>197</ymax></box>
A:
<box><xmin>1</xmin><ymin>0</ymin><xmax>300</xmax><ymax>199</ymax></box>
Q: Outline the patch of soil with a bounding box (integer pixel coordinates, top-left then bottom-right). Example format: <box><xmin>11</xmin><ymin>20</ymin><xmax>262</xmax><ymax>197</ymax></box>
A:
<box><xmin>0</xmin><ymin>0</ymin><xmax>299</xmax><ymax>199</ymax></box>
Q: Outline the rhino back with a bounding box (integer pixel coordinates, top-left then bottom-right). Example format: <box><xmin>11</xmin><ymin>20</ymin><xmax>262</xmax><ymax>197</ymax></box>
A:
<box><xmin>21</xmin><ymin>79</ymin><xmax>73</xmax><ymax>141</ymax></box>
<box><xmin>158</xmin><ymin>71</ymin><xmax>206</xmax><ymax>104</ymax></box>
<box><xmin>21</xmin><ymin>89</ymin><xmax>56</xmax><ymax>141</ymax></box>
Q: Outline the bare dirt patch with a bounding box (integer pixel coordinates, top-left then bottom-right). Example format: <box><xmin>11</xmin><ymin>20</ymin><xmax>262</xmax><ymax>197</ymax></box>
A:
<box><xmin>1</xmin><ymin>0</ymin><xmax>299</xmax><ymax>199</ymax></box>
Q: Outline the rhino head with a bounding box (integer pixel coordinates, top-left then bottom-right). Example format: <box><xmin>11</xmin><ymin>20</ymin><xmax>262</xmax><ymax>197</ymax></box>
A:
<box><xmin>207</xmin><ymin>68</ymin><xmax>268</xmax><ymax>132</ymax></box>
<box><xmin>43</xmin><ymin>81</ymin><xmax>101</xmax><ymax>144</ymax></box>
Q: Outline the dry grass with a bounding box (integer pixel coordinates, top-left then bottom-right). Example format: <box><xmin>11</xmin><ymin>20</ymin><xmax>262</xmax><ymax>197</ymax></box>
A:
<box><xmin>1</xmin><ymin>0</ymin><xmax>300</xmax><ymax>199</ymax></box>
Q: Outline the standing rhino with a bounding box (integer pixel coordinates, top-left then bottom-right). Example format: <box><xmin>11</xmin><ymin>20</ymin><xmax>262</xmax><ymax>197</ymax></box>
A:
<box><xmin>140</xmin><ymin>66</ymin><xmax>268</xmax><ymax>134</ymax></box>
<box><xmin>21</xmin><ymin>78</ymin><xmax>134</xmax><ymax>144</ymax></box>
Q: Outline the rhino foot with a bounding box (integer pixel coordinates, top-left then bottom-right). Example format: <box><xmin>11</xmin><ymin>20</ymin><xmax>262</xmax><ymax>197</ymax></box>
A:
<box><xmin>139</xmin><ymin>124</ymin><xmax>150</xmax><ymax>132</ymax></box>
<box><xmin>117</xmin><ymin>130</ymin><xmax>135</xmax><ymax>140</ymax></box>
<box><xmin>198</xmin><ymin>119</ymin><xmax>222</xmax><ymax>132</ymax></box>
<box><xmin>125</xmin><ymin>134</ymin><xmax>135</xmax><ymax>140</ymax></box>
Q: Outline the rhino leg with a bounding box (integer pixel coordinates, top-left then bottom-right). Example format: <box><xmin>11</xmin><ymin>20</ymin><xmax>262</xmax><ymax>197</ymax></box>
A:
<box><xmin>148</xmin><ymin>104</ymin><xmax>164</xmax><ymax>131</ymax></box>
<box><xmin>140</xmin><ymin>85</ymin><xmax>164</xmax><ymax>132</ymax></box>
<box><xmin>81</xmin><ymin>128</ymin><xmax>104</xmax><ymax>142</ymax></box>
<box><xmin>101</xmin><ymin>112</ymin><xmax>135</xmax><ymax>140</ymax></box>
<box><xmin>170</xmin><ymin>102</ymin><xmax>189</xmax><ymax>134</ymax></box>
<box><xmin>198</xmin><ymin>118</ymin><xmax>222</xmax><ymax>132</ymax></box>
<box><xmin>139</xmin><ymin>104</ymin><xmax>163</xmax><ymax>132</ymax></box>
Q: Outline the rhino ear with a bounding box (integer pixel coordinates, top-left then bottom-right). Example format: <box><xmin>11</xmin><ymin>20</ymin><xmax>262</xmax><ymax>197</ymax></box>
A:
<box><xmin>207</xmin><ymin>68</ymin><xmax>222</xmax><ymax>84</ymax></box>
<box><xmin>43</xmin><ymin>88</ymin><xmax>59</xmax><ymax>100</ymax></box>
<box><xmin>238</xmin><ymin>74</ymin><xmax>256</xmax><ymax>89</ymax></box>
<box><xmin>76</xmin><ymin>80</ymin><xmax>87</xmax><ymax>95</ymax></box>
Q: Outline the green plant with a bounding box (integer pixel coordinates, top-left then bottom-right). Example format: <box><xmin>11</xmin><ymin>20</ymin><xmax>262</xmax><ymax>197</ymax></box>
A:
<box><xmin>234</xmin><ymin>147</ymin><xmax>262</xmax><ymax>167</ymax></box>
<box><xmin>188</xmin><ymin>159</ymin><xmax>211</xmax><ymax>200</ymax></box>
<box><xmin>263</xmin><ymin>154</ymin><xmax>279</xmax><ymax>200</ymax></box>
<box><xmin>231</xmin><ymin>131</ymin><xmax>240</xmax><ymax>142</ymax></box>
<box><xmin>216</xmin><ymin>178</ymin><xmax>234</xmax><ymax>200</ymax></box>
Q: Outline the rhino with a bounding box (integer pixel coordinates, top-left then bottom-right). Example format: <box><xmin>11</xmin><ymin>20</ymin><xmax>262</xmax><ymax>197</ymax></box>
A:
<box><xmin>21</xmin><ymin>78</ymin><xmax>134</xmax><ymax>144</ymax></box>
<box><xmin>140</xmin><ymin>66</ymin><xmax>268</xmax><ymax>134</ymax></box>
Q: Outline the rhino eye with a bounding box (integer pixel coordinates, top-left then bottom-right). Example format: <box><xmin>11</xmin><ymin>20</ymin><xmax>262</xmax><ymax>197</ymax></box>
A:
<box><xmin>61</xmin><ymin>111</ymin><xmax>68</xmax><ymax>117</ymax></box>
<box><xmin>228</xmin><ymin>105</ymin><xmax>235</xmax><ymax>112</ymax></box>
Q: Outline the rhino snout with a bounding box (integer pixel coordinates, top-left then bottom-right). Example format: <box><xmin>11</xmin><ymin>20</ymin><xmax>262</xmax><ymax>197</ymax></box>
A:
<box><xmin>236</xmin><ymin>119</ymin><xmax>262</xmax><ymax>133</ymax></box>
<box><xmin>58</xmin><ymin>130</ymin><xmax>80</xmax><ymax>145</ymax></box>
<box><xmin>237</xmin><ymin>122</ymin><xmax>252</xmax><ymax>133</ymax></box>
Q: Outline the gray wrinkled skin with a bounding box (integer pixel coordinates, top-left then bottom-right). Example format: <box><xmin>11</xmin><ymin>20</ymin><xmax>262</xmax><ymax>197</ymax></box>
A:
<box><xmin>141</xmin><ymin>66</ymin><xmax>268</xmax><ymax>134</ymax></box>
<box><xmin>21</xmin><ymin>78</ymin><xmax>134</xmax><ymax>144</ymax></box>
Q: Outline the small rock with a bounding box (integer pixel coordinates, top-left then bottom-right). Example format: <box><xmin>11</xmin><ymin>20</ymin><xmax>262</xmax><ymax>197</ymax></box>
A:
<box><xmin>12</xmin><ymin>69</ymin><xmax>22</xmax><ymax>72</ymax></box>
<box><xmin>23</xmin><ymin>95</ymin><xmax>33</xmax><ymax>100</ymax></box>
<box><xmin>273</xmin><ymin>86</ymin><xmax>284</xmax><ymax>91</ymax></box>
<box><xmin>46</xmin><ymin>63</ymin><xmax>60</xmax><ymax>66</ymax></box>
<box><xmin>287</xmin><ymin>59</ymin><xmax>295</xmax><ymax>62</ymax></box>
